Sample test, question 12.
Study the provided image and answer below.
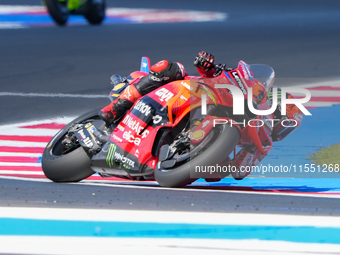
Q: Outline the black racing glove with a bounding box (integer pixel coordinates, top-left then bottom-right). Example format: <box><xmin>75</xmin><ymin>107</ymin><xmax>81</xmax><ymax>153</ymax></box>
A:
<box><xmin>194</xmin><ymin>51</ymin><xmax>215</xmax><ymax>71</ymax></box>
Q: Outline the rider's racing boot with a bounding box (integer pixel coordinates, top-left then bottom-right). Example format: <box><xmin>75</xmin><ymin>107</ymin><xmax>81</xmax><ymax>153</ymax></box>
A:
<box><xmin>99</xmin><ymin>84</ymin><xmax>142</xmax><ymax>126</ymax></box>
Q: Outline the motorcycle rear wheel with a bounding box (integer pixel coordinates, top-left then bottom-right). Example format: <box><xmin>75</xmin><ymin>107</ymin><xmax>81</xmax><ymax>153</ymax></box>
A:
<box><xmin>155</xmin><ymin>122</ymin><xmax>240</xmax><ymax>188</ymax></box>
<box><xmin>42</xmin><ymin>109</ymin><xmax>102</xmax><ymax>182</ymax></box>
<box><xmin>44</xmin><ymin>0</ymin><xmax>69</xmax><ymax>26</ymax></box>
<box><xmin>84</xmin><ymin>0</ymin><xmax>106</xmax><ymax>25</ymax></box>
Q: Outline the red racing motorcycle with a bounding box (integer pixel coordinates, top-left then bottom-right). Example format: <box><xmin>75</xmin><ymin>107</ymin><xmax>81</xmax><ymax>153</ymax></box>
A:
<box><xmin>42</xmin><ymin>57</ymin><xmax>279</xmax><ymax>187</ymax></box>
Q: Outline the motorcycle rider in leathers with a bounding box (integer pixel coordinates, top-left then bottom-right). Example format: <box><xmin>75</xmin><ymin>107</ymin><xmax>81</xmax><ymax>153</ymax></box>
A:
<box><xmin>99</xmin><ymin>51</ymin><xmax>303</xmax><ymax>180</ymax></box>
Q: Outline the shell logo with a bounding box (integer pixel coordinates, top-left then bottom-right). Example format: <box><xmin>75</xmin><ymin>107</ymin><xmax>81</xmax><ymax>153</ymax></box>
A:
<box><xmin>191</xmin><ymin>130</ymin><xmax>205</xmax><ymax>141</ymax></box>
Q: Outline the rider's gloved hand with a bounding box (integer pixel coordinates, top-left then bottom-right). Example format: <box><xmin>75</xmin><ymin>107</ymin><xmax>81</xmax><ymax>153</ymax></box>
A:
<box><xmin>213</xmin><ymin>63</ymin><xmax>227</xmax><ymax>76</ymax></box>
<box><xmin>194</xmin><ymin>51</ymin><xmax>215</xmax><ymax>71</ymax></box>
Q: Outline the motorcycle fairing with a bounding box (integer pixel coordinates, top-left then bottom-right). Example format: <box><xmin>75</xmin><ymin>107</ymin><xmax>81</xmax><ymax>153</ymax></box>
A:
<box><xmin>91</xmin><ymin>81</ymin><xmax>192</xmax><ymax>177</ymax></box>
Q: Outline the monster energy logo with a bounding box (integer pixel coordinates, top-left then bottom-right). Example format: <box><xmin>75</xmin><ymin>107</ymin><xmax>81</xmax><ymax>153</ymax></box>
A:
<box><xmin>106</xmin><ymin>144</ymin><xmax>117</xmax><ymax>168</ymax></box>
<box><xmin>106</xmin><ymin>143</ymin><xmax>136</xmax><ymax>169</ymax></box>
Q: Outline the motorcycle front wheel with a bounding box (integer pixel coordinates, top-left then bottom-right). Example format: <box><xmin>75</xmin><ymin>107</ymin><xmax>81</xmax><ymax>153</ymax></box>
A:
<box><xmin>42</xmin><ymin>109</ymin><xmax>103</xmax><ymax>182</ymax></box>
<box><xmin>155</xmin><ymin>121</ymin><xmax>240</xmax><ymax>188</ymax></box>
<box><xmin>44</xmin><ymin>0</ymin><xmax>69</xmax><ymax>26</ymax></box>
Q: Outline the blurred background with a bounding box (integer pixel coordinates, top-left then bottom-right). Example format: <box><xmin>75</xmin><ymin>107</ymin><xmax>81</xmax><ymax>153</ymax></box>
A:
<box><xmin>1</xmin><ymin>0</ymin><xmax>340</xmax><ymax>124</ymax></box>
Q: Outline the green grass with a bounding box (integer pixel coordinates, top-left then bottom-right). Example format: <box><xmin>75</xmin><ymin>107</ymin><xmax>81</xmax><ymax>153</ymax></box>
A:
<box><xmin>308</xmin><ymin>143</ymin><xmax>340</xmax><ymax>172</ymax></box>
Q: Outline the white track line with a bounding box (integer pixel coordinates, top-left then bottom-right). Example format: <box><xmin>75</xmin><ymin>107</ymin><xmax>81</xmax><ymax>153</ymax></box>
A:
<box><xmin>0</xmin><ymin>163</ymin><xmax>42</xmax><ymax>167</ymax></box>
<box><xmin>304</xmin><ymin>102</ymin><xmax>335</xmax><ymax>107</ymax></box>
<box><xmin>0</xmin><ymin>170</ymin><xmax>43</xmax><ymax>175</ymax></box>
<box><xmin>0</xmin><ymin>92</ymin><xmax>108</xmax><ymax>98</ymax></box>
<box><xmin>0</xmin><ymin>117</ymin><xmax>74</xmax><ymax>129</ymax></box>
<box><xmin>0</xmin><ymin>128</ymin><xmax>60</xmax><ymax>136</ymax></box>
<box><xmin>0</xmin><ymin>22</ymin><xmax>25</xmax><ymax>29</ymax></box>
<box><xmin>0</xmin><ymin>5</ymin><xmax>46</xmax><ymax>14</ymax></box>
<box><xmin>308</xmin><ymin>90</ymin><xmax>340</xmax><ymax>97</ymax></box>
<box><xmin>0</xmin><ymin>206</ymin><xmax>339</xmax><ymax>226</ymax></box>
<box><xmin>106</xmin><ymin>8</ymin><xmax>227</xmax><ymax>22</ymax></box>
<box><xmin>0</xmin><ymin>140</ymin><xmax>48</xmax><ymax>147</ymax></box>
<box><xmin>0</xmin><ymin>236</ymin><xmax>338</xmax><ymax>255</ymax></box>
<box><xmin>0</xmin><ymin>152</ymin><xmax>42</xmax><ymax>157</ymax></box>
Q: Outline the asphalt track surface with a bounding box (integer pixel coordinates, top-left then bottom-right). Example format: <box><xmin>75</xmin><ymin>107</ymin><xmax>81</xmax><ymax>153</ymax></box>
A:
<box><xmin>1</xmin><ymin>0</ymin><xmax>340</xmax><ymax>215</ymax></box>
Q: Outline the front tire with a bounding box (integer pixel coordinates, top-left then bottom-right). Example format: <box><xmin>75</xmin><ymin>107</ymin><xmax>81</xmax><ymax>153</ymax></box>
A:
<box><xmin>42</xmin><ymin>109</ymin><xmax>102</xmax><ymax>182</ymax></box>
<box><xmin>155</xmin><ymin>124</ymin><xmax>240</xmax><ymax>188</ymax></box>
<box><xmin>44</xmin><ymin>0</ymin><xmax>69</xmax><ymax>26</ymax></box>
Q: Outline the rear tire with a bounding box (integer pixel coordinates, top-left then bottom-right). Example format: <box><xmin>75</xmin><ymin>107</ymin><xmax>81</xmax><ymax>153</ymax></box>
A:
<box><xmin>44</xmin><ymin>0</ymin><xmax>69</xmax><ymax>26</ymax></box>
<box><xmin>155</xmin><ymin>124</ymin><xmax>240</xmax><ymax>188</ymax></box>
<box><xmin>84</xmin><ymin>0</ymin><xmax>106</xmax><ymax>25</ymax></box>
<box><xmin>42</xmin><ymin>109</ymin><xmax>102</xmax><ymax>182</ymax></box>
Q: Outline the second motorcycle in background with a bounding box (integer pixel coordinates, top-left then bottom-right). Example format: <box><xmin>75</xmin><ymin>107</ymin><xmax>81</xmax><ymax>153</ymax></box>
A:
<box><xmin>43</xmin><ymin>0</ymin><xmax>106</xmax><ymax>26</ymax></box>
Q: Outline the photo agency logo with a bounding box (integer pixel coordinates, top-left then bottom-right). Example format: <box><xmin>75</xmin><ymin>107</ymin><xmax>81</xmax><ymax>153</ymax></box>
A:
<box><xmin>200</xmin><ymin>85</ymin><xmax>312</xmax><ymax>128</ymax></box>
